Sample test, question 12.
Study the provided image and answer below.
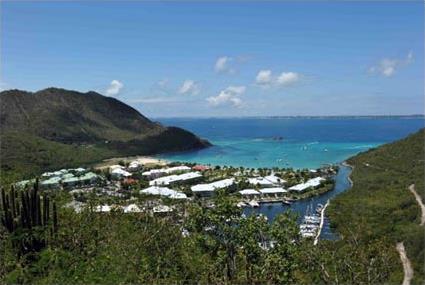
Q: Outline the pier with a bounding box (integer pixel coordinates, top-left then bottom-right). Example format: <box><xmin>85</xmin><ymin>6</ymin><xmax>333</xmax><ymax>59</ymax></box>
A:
<box><xmin>314</xmin><ymin>199</ymin><xmax>330</xmax><ymax>246</ymax></box>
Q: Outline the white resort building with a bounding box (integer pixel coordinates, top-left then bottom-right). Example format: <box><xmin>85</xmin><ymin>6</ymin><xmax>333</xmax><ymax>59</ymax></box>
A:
<box><xmin>149</xmin><ymin>172</ymin><xmax>202</xmax><ymax>186</ymax></box>
<box><xmin>258</xmin><ymin>187</ymin><xmax>287</xmax><ymax>197</ymax></box>
<box><xmin>248</xmin><ymin>175</ymin><xmax>286</xmax><ymax>187</ymax></box>
<box><xmin>140</xmin><ymin>186</ymin><xmax>188</xmax><ymax>199</ymax></box>
<box><xmin>238</xmin><ymin>189</ymin><xmax>261</xmax><ymax>198</ymax></box>
<box><xmin>191</xmin><ymin>178</ymin><xmax>235</xmax><ymax>196</ymax></box>
<box><xmin>142</xmin><ymin>165</ymin><xmax>191</xmax><ymax>179</ymax></box>
<box><xmin>289</xmin><ymin>177</ymin><xmax>325</xmax><ymax>192</ymax></box>
<box><xmin>109</xmin><ymin>165</ymin><xmax>132</xmax><ymax>179</ymax></box>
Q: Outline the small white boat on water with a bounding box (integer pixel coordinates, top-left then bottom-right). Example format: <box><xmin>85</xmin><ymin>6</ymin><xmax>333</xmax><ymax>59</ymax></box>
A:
<box><xmin>237</xmin><ymin>201</ymin><xmax>247</xmax><ymax>208</ymax></box>
<box><xmin>304</xmin><ymin>215</ymin><xmax>320</xmax><ymax>224</ymax></box>
<box><xmin>301</xmin><ymin>231</ymin><xmax>316</xmax><ymax>238</ymax></box>
<box><xmin>249</xmin><ymin>200</ymin><xmax>260</xmax><ymax>208</ymax></box>
<box><xmin>299</xmin><ymin>204</ymin><xmax>321</xmax><ymax>238</ymax></box>
<box><xmin>300</xmin><ymin>224</ymin><xmax>318</xmax><ymax>230</ymax></box>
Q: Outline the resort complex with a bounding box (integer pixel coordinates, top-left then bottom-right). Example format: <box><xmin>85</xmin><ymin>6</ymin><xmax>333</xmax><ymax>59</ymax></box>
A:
<box><xmin>14</xmin><ymin>159</ymin><xmax>336</xmax><ymax>221</ymax></box>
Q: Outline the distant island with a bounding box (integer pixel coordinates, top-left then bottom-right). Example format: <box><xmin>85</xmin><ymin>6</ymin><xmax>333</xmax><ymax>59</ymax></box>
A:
<box><xmin>0</xmin><ymin>87</ymin><xmax>211</xmax><ymax>184</ymax></box>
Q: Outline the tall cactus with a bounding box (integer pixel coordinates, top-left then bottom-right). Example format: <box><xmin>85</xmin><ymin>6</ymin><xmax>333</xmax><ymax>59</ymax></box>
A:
<box><xmin>0</xmin><ymin>181</ymin><xmax>58</xmax><ymax>256</ymax></box>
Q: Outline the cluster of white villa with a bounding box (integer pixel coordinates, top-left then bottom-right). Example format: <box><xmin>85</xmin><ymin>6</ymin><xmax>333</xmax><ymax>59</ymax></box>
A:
<box><xmin>238</xmin><ymin>175</ymin><xmax>326</xmax><ymax>199</ymax></box>
<box><xmin>247</xmin><ymin>175</ymin><xmax>286</xmax><ymax>187</ymax></box>
<box><xmin>16</xmin><ymin>168</ymin><xmax>100</xmax><ymax>190</ymax></box>
<box><xmin>108</xmin><ymin>158</ymin><xmax>160</xmax><ymax>179</ymax></box>
<box><xmin>139</xmin><ymin>165</ymin><xmax>202</xmax><ymax>199</ymax></box>
<box><xmin>109</xmin><ymin>165</ymin><xmax>133</xmax><ymax>179</ymax></box>
<box><xmin>239</xmin><ymin>174</ymin><xmax>287</xmax><ymax>198</ymax></box>
<box><xmin>139</xmin><ymin>164</ymin><xmax>327</xmax><ymax>200</ymax></box>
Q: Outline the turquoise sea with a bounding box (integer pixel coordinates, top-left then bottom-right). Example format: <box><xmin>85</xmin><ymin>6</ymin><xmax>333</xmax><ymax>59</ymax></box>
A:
<box><xmin>157</xmin><ymin>117</ymin><xmax>424</xmax><ymax>169</ymax></box>
<box><xmin>157</xmin><ymin>117</ymin><xmax>424</xmax><ymax>237</ymax></box>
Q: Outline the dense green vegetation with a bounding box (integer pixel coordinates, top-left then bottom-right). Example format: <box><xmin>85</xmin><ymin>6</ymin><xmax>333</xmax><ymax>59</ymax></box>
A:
<box><xmin>0</xmin><ymin>88</ymin><xmax>210</xmax><ymax>185</ymax></box>
<box><xmin>1</xmin><ymin>125</ymin><xmax>423</xmax><ymax>283</ymax></box>
<box><xmin>328</xmin><ymin>128</ymin><xmax>425</xmax><ymax>283</ymax></box>
<box><xmin>0</xmin><ymin>132</ymin><xmax>117</xmax><ymax>186</ymax></box>
<box><xmin>1</xmin><ymin>185</ymin><xmax>398</xmax><ymax>284</ymax></box>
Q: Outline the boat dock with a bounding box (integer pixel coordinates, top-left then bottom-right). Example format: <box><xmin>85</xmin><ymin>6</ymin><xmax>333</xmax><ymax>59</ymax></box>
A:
<box><xmin>313</xmin><ymin>200</ymin><xmax>330</xmax><ymax>245</ymax></box>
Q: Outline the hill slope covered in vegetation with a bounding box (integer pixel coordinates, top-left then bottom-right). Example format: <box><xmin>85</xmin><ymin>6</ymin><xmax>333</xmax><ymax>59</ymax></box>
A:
<box><xmin>0</xmin><ymin>128</ymin><xmax>423</xmax><ymax>284</ymax></box>
<box><xmin>328</xmin><ymin>128</ymin><xmax>425</xmax><ymax>283</ymax></box>
<box><xmin>0</xmin><ymin>88</ymin><xmax>210</xmax><ymax>184</ymax></box>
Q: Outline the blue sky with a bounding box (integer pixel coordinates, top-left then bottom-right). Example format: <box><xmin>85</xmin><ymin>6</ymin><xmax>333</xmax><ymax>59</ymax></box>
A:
<box><xmin>2</xmin><ymin>1</ymin><xmax>423</xmax><ymax>117</ymax></box>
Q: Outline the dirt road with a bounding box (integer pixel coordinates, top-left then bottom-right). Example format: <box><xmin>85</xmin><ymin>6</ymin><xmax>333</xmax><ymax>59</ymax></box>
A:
<box><xmin>408</xmin><ymin>184</ymin><xmax>425</xmax><ymax>226</ymax></box>
<box><xmin>396</xmin><ymin>242</ymin><xmax>413</xmax><ymax>285</ymax></box>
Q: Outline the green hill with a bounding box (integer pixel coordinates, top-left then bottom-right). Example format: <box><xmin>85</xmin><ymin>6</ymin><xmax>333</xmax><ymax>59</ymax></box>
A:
<box><xmin>0</xmin><ymin>88</ymin><xmax>210</xmax><ymax>184</ymax></box>
<box><xmin>328</xmin><ymin>128</ymin><xmax>425</xmax><ymax>283</ymax></box>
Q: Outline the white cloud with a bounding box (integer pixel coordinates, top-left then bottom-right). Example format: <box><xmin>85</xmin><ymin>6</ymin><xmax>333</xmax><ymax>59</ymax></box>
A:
<box><xmin>369</xmin><ymin>51</ymin><xmax>414</xmax><ymax>77</ymax></box>
<box><xmin>179</xmin><ymin>80</ymin><xmax>200</xmax><ymax>95</ymax></box>
<box><xmin>105</xmin><ymin>80</ymin><xmax>123</xmax><ymax>96</ymax></box>
<box><xmin>255</xmin><ymin>70</ymin><xmax>273</xmax><ymax>86</ymax></box>
<box><xmin>207</xmin><ymin>85</ymin><xmax>246</xmax><ymax>107</ymax></box>
<box><xmin>276</xmin><ymin>72</ymin><xmax>300</xmax><ymax>86</ymax></box>
<box><xmin>214</xmin><ymin>56</ymin><xmax>234</xmax><ymax>73</ymax></box>
<box><xmin>256</xmin><ymin>70</ymin><xmax>301</xmax><ymax>87</ymax></box>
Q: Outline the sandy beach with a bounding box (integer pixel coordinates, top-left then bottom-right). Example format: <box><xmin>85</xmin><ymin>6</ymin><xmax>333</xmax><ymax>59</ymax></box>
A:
<box><xmin>94</xmin><ymin>155</ymin><xmax>168</xmax><ymax>170</ymax></box>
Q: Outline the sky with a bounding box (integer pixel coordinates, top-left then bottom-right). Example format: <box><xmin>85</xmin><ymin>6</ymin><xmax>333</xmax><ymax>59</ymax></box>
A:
<box><xmin>2</xmin><ymin>1</ymin><xmax>424</xmax><ymax>117</ymax></box>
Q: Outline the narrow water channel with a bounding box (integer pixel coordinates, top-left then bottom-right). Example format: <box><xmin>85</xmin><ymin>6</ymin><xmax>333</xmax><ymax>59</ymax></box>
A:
<box><xmin>243</xmin><ymin>164</ymin><xmax>352</xmax><ymax>239</ymax></box>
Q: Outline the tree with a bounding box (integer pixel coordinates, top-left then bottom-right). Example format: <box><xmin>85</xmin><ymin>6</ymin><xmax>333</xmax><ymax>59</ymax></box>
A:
<box><xmin>237</xmin><ymin>215</ymin><xmax>268</xmax><ymax>283</ymax></box>
<box><xmin>263</xmin><ymin>211</ymin><xmax>300</xmax><ymax>284</ymax></box>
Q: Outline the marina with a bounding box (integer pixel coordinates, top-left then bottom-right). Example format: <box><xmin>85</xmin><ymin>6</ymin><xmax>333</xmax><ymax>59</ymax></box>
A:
<box><xmin>244</xmin><ymin>164</ymin><xmax>352</xmax><ymax>240</ymax></box>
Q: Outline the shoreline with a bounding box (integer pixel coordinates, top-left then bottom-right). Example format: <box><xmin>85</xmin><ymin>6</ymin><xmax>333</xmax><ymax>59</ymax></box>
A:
<box><xmin>94</xmin><ymin>155</ymin><xmax>168</xmax><ymax>170</ymax></box>
<box><xmin>341</xmin><ymin>161</ymin><xmax>354</xmax><ymax>186</ymax></box>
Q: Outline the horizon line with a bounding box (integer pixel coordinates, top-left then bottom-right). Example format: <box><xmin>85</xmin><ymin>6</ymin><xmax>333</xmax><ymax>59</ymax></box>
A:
<box><xmin>152</xmin><ymin>114</ymin><xmax>425</xmax><ymax>119</ymax></box>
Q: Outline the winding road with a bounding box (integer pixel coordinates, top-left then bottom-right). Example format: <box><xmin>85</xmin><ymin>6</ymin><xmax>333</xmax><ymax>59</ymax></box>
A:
<box><xmin>396</xmin><ymin>242</ymin><xmax>414</xmax><ymax>285</ymax></box>
<box><xmin>408</xmin><ymin>184</ymin><xmax>425</xmax><ymax>226</ymax></box>
<box><xmin>395</xmin><ymin>184</ymin><xmax>424</xmax><ymax>285</ymax></box>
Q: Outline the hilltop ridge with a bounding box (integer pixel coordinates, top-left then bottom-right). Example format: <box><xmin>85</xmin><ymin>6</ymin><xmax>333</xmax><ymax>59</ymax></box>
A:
<box><xmin>0</xmin><ymin>87</ymin><xmax>210</xmax><ymax>183</ymax></box>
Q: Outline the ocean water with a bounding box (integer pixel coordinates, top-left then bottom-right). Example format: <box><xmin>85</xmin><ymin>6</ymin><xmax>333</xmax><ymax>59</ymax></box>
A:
<box><xmin>157</xmin><ymin>117</ymin><xmax>423</xmax><ymax>238</ymax></box>
<box><xmin>157</xmin><ymin>117</ymin><xmax>424</xmax><ymax>169</ymax></box>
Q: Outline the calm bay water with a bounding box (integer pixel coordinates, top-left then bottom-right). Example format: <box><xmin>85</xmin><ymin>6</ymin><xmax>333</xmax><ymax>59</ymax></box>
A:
<box><xmin>242</xmin><ymin>164</ymin><xmax>352</xmax><ymax>239</ymax></box>
<box><xmin>157</xmin><ymin>117</ymin><xmax>424</xmax><ymax>237</ymax></box>
<box><xmin>157</xmin><ymin>117</ymin><xmax>424</xmax><ymax>169</ymax></box>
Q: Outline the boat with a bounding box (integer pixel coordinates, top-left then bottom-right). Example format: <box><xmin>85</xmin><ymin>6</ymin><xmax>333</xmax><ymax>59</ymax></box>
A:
<box><xmin>300</xmin><ymin>224</ymin><xmax>318</xmax><ymax>230</ymax></box>
<box><xmin>304</xmin><ymin>215</ymin><xmax>320</xmax><ymax>224</ymax></box>
<box><xmin>249</xmin><ymin>200</ymin><xmax>260</xmax><ymax>208</ymax></box>
<box><xmin>300</xmin><ymin>230</ymin><xmax>316</xmax><ymax>236</ymax></box>
<box><xmin>237</xmin><ymin>201</ymin><xmax>247</xmax><ymax>208</ymax></box>
<box><xmin>299</xmin><ymin>205</ymin><xmax>321</xmax><ymax>238</ymax></box>
<box><xmin>282</xmin><ymin>199</ymin><xmax>292</xmax><ymax>205</ymax></box>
